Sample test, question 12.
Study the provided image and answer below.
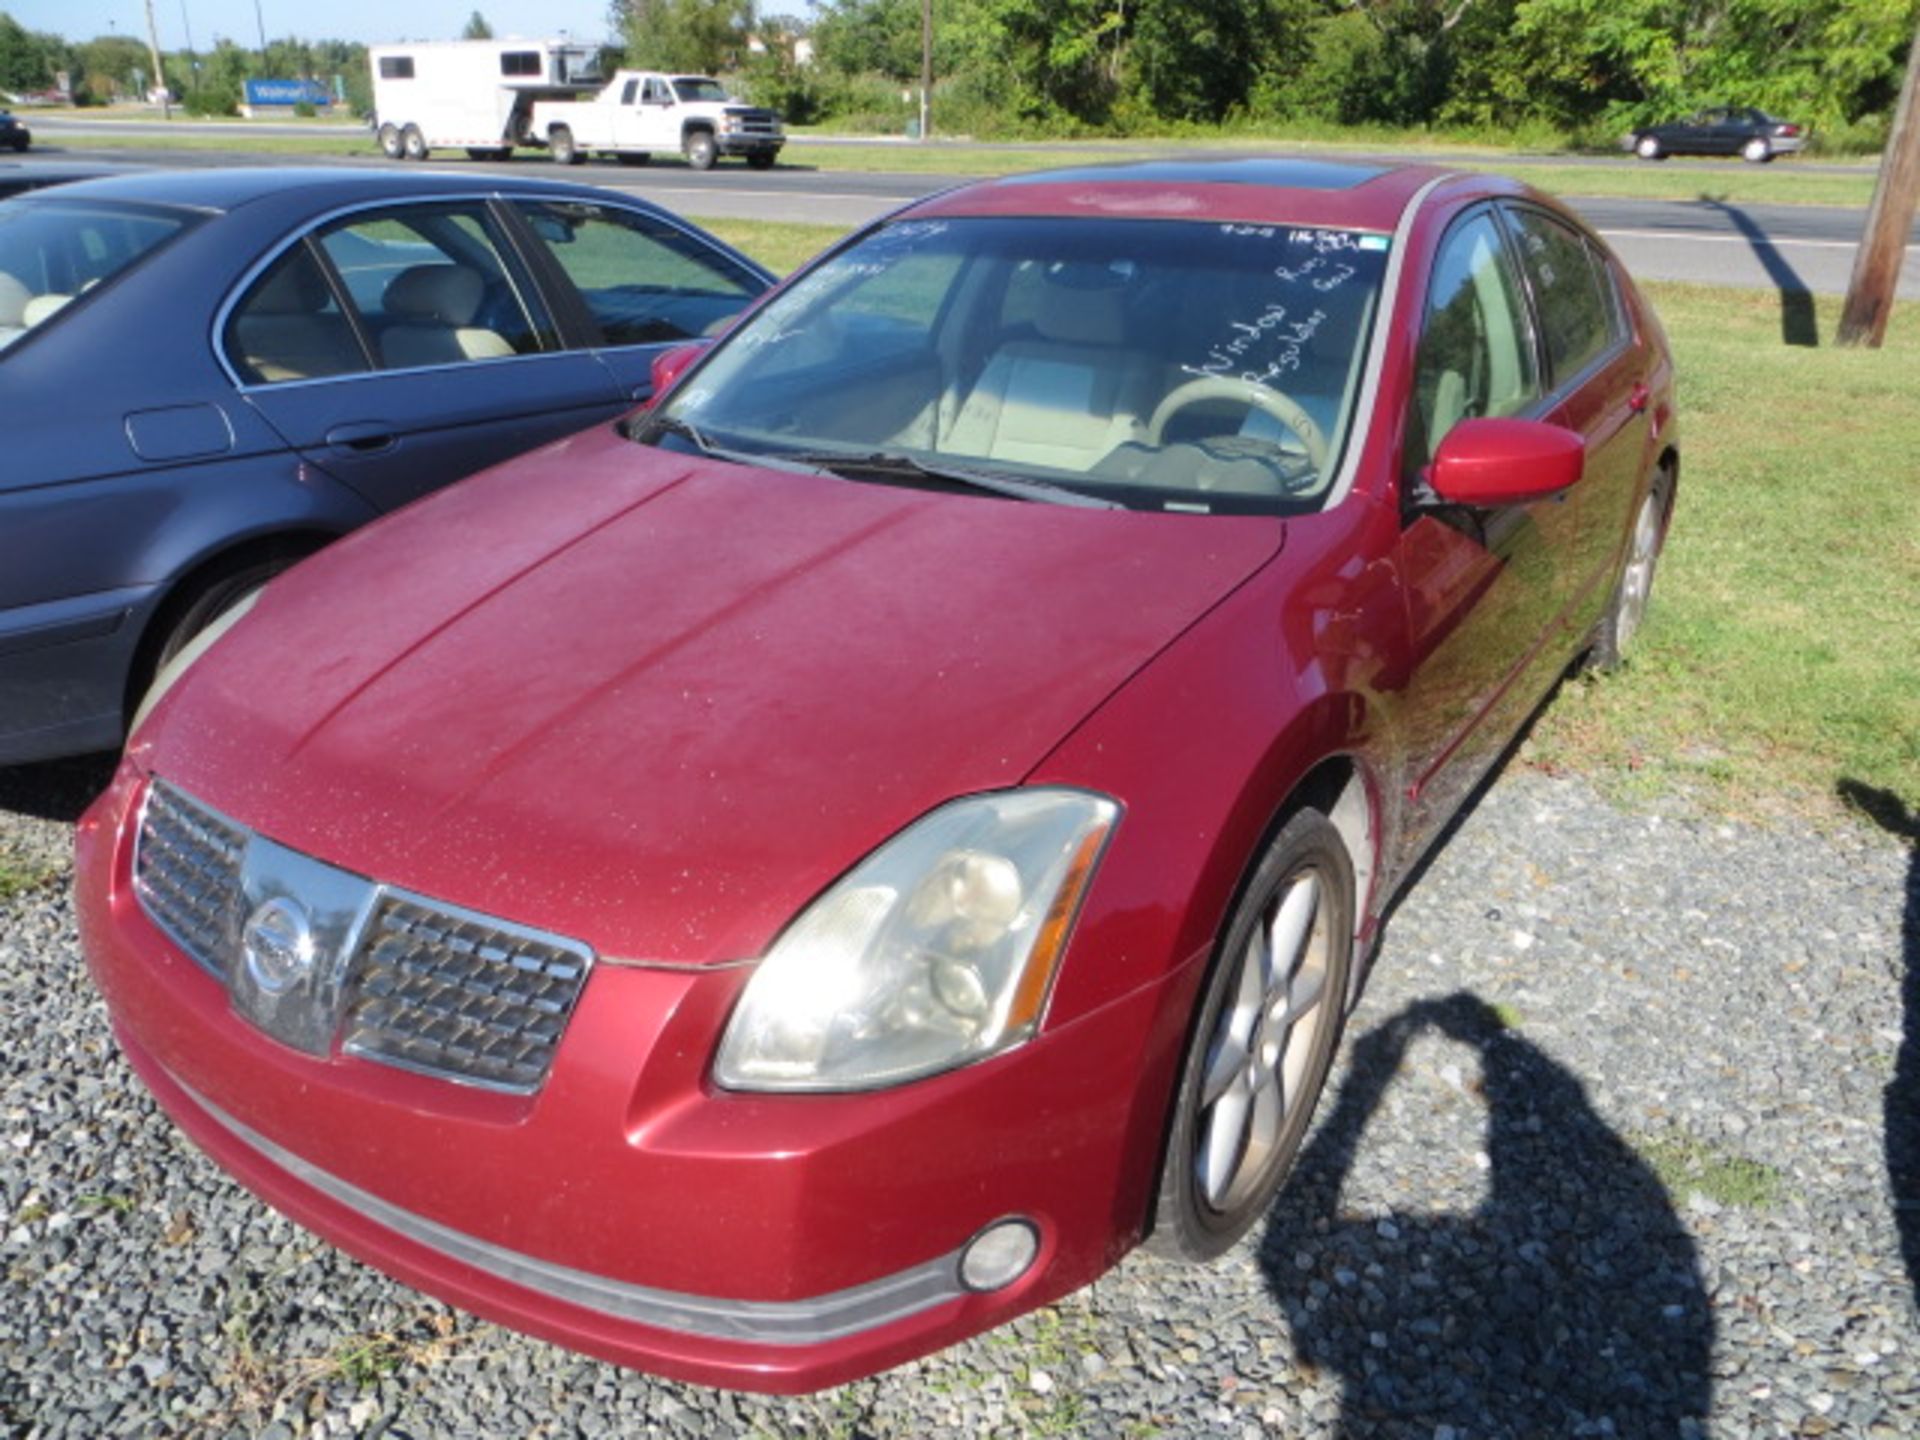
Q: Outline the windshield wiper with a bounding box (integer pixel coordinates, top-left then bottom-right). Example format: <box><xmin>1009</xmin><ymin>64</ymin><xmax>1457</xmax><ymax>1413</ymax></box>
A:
<box><xmin>632</xmin><ymin>413</ymin><xmax>806</xmax><ymax>471</ymax></box>
<box><xmin>776</xmin><ymin>449</ymin><xmax>1121</xmax><ymax>509</ymax></box>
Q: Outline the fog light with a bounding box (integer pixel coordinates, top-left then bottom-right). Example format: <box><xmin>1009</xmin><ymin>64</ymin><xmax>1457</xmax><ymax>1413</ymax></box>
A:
<box><xmin>958</xmin><ymin>1218</ymin><xmax>1040</xmax><ymax>1292</ymax></box>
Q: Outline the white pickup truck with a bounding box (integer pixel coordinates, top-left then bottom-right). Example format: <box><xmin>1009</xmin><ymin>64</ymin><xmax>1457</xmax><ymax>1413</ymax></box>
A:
<box><xmin>530</xmin><ymin>71</ymin><xmax>784</xmax><ymax>170</ymax></box>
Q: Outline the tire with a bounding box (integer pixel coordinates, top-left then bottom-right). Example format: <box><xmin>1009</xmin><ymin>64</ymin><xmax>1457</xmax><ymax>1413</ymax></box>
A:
<box><xmin>1742</xmin><ymin>137</ymin><xmax>1772</xmax><ymax>163</ymax></box>
<box><xmin>1147</xmin><ymin>808</ymin><xmax>1354</xmax><ymax>1261</ymax></box>
<box><xmin>745</xmin><ymin>150</ymin><xmax>776</xmax><ymax>171</ymax></box>
<box><xmin>9</xmin><ymin>135</ymin><xmax>26</xmax><ymax>154</ymax></box>
<box><xmin>401</xmin><ymin>124</ymin><xmax>428</xmax><ymax>161</ymax></box>
<box><xmin>1634</xmin><ymin>135</ymin><xmax>1663</xmax><ymax>161</ymax></box>
<box><xmin>683</xmin><ymin>129</ymin><xmax>717</xmax><ymax>171</ymax></box>
<box><xmin>549</xmin><ymin>125</ymin><xmax>581</xmax><ymax>165</ymax></box>
<box><xmin>1588</xmin><ymin>471</ymin><xmax>1671</xmax><ymax>671</ymax></box>
<box><xmin>377</xmin><ymin>122</ymin><xmax>402</xmax><ymax>159</ymax></box>
<box><xmin>616</xmin><ymin>151</ymin><xmax>651</xmax><ymax>166</ymax></box>
<box><xmin>129</xmin><ymin>560</ymin><xmax>292</xmax><ymax>734</ymax></box>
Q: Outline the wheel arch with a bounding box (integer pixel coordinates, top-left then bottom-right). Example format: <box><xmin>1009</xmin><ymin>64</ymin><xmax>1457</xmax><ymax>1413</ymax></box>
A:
<box><xmin>121</xmin><ymin>526</ymin><xmax>340</xmax><ymax>727</ymax></box>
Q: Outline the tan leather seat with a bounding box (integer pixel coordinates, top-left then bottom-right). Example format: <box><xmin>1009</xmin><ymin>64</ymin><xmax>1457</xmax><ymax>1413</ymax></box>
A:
<box><xmin>232</xmin><ymin>257</ymin><xmax>367</xmax><ymax>384</ymax></box>
<box><xmin>379</xmin><ymin>264</ymin><xmax>514</xmax><ymax>369</ymax></box>
<box><xmin>21</xmin><ymin>293</ymin><xmax>70</xmax><ymax>327</ymax></box>
<box><xmin>941</xmin><ymin>268</ymin><xmax>1149</xmax><ymax>471</ymax></box>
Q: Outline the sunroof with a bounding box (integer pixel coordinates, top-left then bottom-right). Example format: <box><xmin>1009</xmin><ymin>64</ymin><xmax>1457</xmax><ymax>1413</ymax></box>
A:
<box><xmin>1000</xmin><ymin>158</ymin><xmax>1387</xmax><ymax>191</ymax></box>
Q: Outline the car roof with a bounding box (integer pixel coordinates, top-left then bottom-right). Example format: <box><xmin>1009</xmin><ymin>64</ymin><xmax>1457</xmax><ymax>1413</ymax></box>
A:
<box><xmin>904</xmin><ymin>157</ymin><xmax>1457</xmax><ymax>231</ymax></box>
<box><xmin>9</xmin><ymin>165</ymin><xmax>640</xmax><ymax>214</ymax></box>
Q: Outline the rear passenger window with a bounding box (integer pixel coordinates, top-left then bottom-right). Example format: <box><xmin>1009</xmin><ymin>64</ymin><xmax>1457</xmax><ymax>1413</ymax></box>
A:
<box><xmin>1505</xmin><ymin>208</ymin><xmax>1618</xmax><ymax>384</ymax></box>
<box><xmin>224</xmin><ymin>245</ymin><xmax>370</xmax><ymax>386</ymax></box>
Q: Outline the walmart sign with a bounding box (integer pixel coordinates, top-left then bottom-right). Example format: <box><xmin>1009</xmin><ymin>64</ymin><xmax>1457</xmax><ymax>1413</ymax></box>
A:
<box><xmin>243</xmin><ymin>78</ymin><xmax>332</xmax><ymax>108</ymax></box>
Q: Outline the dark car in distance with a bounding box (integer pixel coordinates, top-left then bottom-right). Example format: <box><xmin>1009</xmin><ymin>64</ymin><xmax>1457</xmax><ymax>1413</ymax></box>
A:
<box><xmin>0</xmin><ymin>110</ymin><xmax>29</xmax><ymax>152</ymax></box>
<box><xmin>0</xmin><ymin>166</ymin><xmax>772</xmax><ymax>766</ymax></box>
<box><xmin>1628</xmin><ymin>107</ymin><xmax>1805</xmax><ymax>163</ymax></box>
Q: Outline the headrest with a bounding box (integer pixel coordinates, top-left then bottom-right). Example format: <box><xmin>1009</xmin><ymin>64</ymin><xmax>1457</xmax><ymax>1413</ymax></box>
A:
<box><xmin>250</xmin><ymin>256</ymin><xmax>334</xmax><ymax>315</ymax></box>
<box><xmin>1032</xmin><ymin>264</ymin><xmax>1127</xmax><ymax>346</ymax></box>
<box><xmin>21</xmin><ymin>293</ymin><xmax>69</xmax><ymax>327</ymax></box>
<box><xmin>385</xmin><ymin>265</ymin><xmax>484</xmax><ymax>327</ymax></box>
<box><xmin>0</xmin><ymin>270</ymin><xmax>28</xmax><ymax>327</ymax></box>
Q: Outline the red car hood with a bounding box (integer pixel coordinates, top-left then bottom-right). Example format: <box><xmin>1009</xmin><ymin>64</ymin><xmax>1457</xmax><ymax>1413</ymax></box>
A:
<box><xmin>144</xmin><ymin>425</ymin><xmax>1282</xmax><ymax>962</ymax></box>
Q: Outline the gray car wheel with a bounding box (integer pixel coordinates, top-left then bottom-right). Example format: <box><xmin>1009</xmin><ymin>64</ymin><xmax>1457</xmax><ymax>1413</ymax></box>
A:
<box><xmin>549</xmin><ymin>126</ymin><xmax>581</xmax><ymax>165</ymax></box>
<box><xmin>1590</xmin><ymin>473</ymin><xmax>1671</xmax><ymax>670</ymax></box>
<box><xmin>1635</xmin><ymin>134</ymin><xmax>1663</xmax><ymax>161</ymax></box>
<box><xmin>1148</xmin><ymin>808</ymin><xmax>1353</xmax><ymax>1261</ymax></box>
<box><xmin>683</xmin><ymin>129</ymin><xmax>717</xmax><ymax>171</ymax></box>
<box><xmin>401</xmin><ymin>124</ymin><xmax>428</xmax><ymax>161</ymax></box>
<box><xmin>377</xmin><ymin>123</ymin><xmax>402</xmax><ymax>159</ymax></box>
<box><xmin>1742</xmin><ymin>136</ymin><xmax>1772</xmax><ymax>163</ymax></box>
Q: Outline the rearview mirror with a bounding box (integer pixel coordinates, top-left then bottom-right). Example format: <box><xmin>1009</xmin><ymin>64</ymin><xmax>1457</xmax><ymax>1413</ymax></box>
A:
<box><xmin>1426</xmin><ymin>418</ymin><xmax>1585</xmax><ymax>507</ymax></box>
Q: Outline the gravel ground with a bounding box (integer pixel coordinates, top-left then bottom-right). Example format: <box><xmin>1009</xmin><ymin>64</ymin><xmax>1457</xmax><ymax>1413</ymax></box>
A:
<box><xmin>0</xmin><ymin>756</ymin><xmax>1913</xmax><ymax>1439</ymax></box>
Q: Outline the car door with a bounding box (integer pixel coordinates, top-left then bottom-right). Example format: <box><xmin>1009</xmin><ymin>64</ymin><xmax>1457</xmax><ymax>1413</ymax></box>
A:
<box><xmin>612</xmin><ymin>75</ymin><xmax>646</xmax><ymax>150</ymax></box>
<box><xmin>230</xmin><ymin>198</ymin><xmax>625</xmax><ymax>516</ymax></box>
<box><xmin>1390</xmin><ymin>207</ymin><xmax>1574</xmax><ymax>863</ymax></box>
<box><xmin>506</xmin><ymin>196</ymin><xmax>770</xmax><ymax>400</ymax></box>
<box><xmin>637</xmin><ymin>77</ymin><xmax>676</xmax><ymax>148</ymax></box>
<box><xmin>1499</xmin><ymin>203</ymin><xmax>1646</xmax><ymax>626</ymax></box>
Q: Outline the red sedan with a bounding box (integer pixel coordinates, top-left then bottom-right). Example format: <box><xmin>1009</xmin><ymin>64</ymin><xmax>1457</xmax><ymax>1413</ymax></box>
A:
<box><xmin>78</xmin><ymin>159</ymin><xmax>1677</xmax><ymax>1392</ymax></box>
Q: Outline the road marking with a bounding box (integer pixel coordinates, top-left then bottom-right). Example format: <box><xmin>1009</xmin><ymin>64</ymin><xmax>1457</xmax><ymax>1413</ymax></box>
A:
<box><xmin>1595</xmin><ymin>227</ymin><xmax>1883</xmax><ymax>252</ymax></box>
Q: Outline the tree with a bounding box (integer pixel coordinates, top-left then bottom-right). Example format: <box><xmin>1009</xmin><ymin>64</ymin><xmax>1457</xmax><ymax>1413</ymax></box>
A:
<box><xmin>611</xmin><ymin>0</ymin><xmax>754</xmax><ymax>74</ymax></box>
<box><xmin>0</xmin><ymin>13</ymin><xmax>64</xmax><ymax>93</ymax></box>
<box><xmin>462</xmin><ymin>11</ymin><xmax>494</xmax><ymax>40</ymax></box>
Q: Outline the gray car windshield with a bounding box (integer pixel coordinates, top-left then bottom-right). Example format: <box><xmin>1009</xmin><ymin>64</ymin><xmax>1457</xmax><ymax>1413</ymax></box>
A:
<box><xmin>0</xmin><ymin>200</ymin><xmax>191</xmax><ymax>353</ymax></box>
<box><xmin>657</xmin><ymin>216</ymin><xmax>1390</xmax><ymax>514</ymax></box>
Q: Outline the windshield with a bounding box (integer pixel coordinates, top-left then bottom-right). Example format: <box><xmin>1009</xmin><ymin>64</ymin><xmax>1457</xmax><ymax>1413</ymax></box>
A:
<box><xmin>672</xmin><ymin>77</ymin><xmax>730</xmax><ymax>103</ymax></box>
<box><xmin>656</xmin><ymin>216</ymin><xmax>1389</xmax><ymax>514</ymax></box>
<box><xmin>0</xmin><ymin>200</ymin><xmax>192</xmax><ymax>353</ymax></box>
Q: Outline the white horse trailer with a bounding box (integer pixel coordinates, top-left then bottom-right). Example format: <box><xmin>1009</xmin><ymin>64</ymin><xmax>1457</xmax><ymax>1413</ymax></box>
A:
<box><xmin>369</xmin><ymin>39</ymin><xmax>603</xmax><ymax>161</ymax></box>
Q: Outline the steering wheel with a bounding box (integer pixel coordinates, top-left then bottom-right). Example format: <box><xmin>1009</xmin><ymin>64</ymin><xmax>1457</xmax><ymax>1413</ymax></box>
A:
<box><xmin>1146</xmin><ymin>376</ymin><xmax>1329</xmax><ymax>474</ymax></box>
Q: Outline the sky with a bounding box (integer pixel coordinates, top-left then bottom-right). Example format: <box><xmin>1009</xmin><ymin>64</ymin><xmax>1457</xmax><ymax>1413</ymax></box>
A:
<box><xmin>7</xmin><ymin>1</ymin><xmax>618</xmax><ymax>49</ymax></box>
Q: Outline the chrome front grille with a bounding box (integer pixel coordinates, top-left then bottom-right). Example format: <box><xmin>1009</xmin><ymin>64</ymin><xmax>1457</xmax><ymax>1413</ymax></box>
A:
<box><xmin>131</xmin><ymin>779</ymin><xmax>594</xmax><ymax>1093</ymax></box>
<box><xmin>340</xmin><ymin>893</ymin><xmax>593</xmax><ymax>1093</ymax></box>
<box><xmin>133</xmin><ymin>782</ymin><xmax>248</xmax><ymax>978</ymax></box>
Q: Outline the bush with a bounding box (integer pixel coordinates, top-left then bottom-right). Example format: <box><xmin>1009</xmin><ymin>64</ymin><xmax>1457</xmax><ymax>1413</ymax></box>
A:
<box><xmin>292</xmin><ymin>99</ymin><xmax>317</xmax><ymax>118</ymax></box>
<box><xmin>183</xmin><ymin>83</ymin><xmax>239</xmax><ymax>118</ymax></box>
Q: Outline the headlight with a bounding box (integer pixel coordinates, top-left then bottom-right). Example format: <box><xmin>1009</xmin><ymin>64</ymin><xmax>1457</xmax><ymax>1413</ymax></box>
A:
<box><xmin>713</xmin><ymin>789</ymin><xmax>1118</xmax><ymax>1092</ymax></box>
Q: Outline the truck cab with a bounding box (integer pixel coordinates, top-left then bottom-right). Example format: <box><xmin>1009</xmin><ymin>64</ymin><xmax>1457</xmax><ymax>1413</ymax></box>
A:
<box><xmin>530</xmin><ymin>71</ymin><xmax>784</xmax><ymax>171</ymax></box>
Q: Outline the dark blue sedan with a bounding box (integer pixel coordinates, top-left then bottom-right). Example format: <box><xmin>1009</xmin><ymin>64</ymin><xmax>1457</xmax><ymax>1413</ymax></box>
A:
<box><xmin>0</xmin><ymin>167</ymin><xmax>773</xmax><ymax>765</ymax></box>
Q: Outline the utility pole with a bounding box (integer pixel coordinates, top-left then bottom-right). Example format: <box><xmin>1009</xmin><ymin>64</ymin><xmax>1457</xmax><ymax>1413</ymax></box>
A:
<box><xmin>919</xmin><ymin>0</ymin><xmax>932</xmax><ymax>141</ymax></box>
<box><xmin>253</xmin><ymin>0</ymin><xmax>269</xmax><ymax>69</ymax></box>
<box><xmin>1838</xmin><ymin>20</ymin><xmax>1920</xmax><ymax>348</ymax></box>
<box><xmin>142</xmin><ymin>0</ymin><xmax>171</xmax><ymax>119</ymax></box>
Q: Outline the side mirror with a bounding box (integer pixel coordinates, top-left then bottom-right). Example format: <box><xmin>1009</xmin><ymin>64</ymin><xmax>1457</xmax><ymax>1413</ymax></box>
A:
<box><xmin>640</xmin><ymin>340</ymin><xmax>711</xmax><ymax>409</ymax></box>
<box><xmin>1426</xmin><ymin>417</ymin><xmax>1585</xmax><ymax>507</ymax></box>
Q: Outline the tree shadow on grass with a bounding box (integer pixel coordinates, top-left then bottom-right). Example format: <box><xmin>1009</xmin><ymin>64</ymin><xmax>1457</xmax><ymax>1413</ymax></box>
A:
<box><xmin>1262</xmin><ymin>993</ymin><xmax>1713</xmax><ymax>1438</ymax></box>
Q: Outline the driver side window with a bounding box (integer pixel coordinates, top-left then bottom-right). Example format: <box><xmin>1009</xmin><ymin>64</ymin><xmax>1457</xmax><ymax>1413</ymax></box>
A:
<box><xmin>1408</xmin><ymin>212</ymin><xmax>1540</xmax><ymax>474</ymax></box>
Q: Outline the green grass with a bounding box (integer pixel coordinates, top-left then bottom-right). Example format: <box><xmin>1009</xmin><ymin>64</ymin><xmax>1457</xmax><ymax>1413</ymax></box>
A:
<box><xmin>1637</xmin><ymin>1128</ymin><xmax>1785</xmax><ymax>1210</ymax></box>
<box><xmin>0</xmin><ymin>856</ymin><xmax>60</xmax><ymax>902</ymax></box>
<box><xmin>1527</xmin><ymin>282</ymin><xmax>1920</xmax><ymax>822</ymax></box>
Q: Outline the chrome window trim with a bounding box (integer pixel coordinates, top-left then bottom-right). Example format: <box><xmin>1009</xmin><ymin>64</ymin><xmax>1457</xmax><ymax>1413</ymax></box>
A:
<box><xmin>179</xmin><ymin>1075</ymin><xmax>970</xmax><ymax>1345</ymax></box>
<box><xmin>1321</xmin><ymin>172</ymin><xmax>1454</xmax><ymax>511</ymax></box>
<box><xmin>209</xmin><ymin>188</ymin><xmax>767</xmax><ymax>393</ymax></box>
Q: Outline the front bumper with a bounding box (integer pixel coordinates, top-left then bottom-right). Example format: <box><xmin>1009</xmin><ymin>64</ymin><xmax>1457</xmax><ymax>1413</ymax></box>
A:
<box><xmin>78</xmin><ymin>763</ymin><xmax>1196</xmax><ymax>1391</ymax></box>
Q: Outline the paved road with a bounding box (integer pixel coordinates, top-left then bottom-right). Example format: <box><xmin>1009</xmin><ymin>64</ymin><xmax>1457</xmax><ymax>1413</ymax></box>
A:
<box><xmin>13</xmin><ymin>129</ymin><xmax>1920</xmax><ymax>296</ymax></box>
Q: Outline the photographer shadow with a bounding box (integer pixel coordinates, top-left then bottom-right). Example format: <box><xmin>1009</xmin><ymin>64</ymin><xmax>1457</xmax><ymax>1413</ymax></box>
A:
<box><xmin>1262</xmin><ymin>993</ymin><xmax>1714</xmax><ymax>1437</ymax></box>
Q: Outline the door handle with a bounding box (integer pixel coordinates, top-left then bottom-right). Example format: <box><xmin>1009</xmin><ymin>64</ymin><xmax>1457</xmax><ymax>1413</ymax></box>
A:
<box><xmin>324</xmin><ymin>422</ymin><xmax>397</xmax><ymax>454</ymax></box>
<box><xmin>1627</xmin><ymin>382</ymin><xmax>1651</xmax><ymax>414</ymax></box>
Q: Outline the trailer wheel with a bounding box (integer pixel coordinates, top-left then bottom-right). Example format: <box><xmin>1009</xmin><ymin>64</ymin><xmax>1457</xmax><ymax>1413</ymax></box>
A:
<box><xmin>550</xmin><ymin>125</ymin><xmax>582</xmax><ymax>165</ymax></box>
<box><xmin>377</xmin><ymin>123</ymin><xmax>402</xmax><ymax>160</ymax></box>
<box><xmin>401</xmin><ymin>124</ymin><xmax>429</xmax><ymax>161</ymax></box>
<box><xmin>683</xmin><ymin>129</ymin><xmax>717</xmax><ymax>171</ymax></box>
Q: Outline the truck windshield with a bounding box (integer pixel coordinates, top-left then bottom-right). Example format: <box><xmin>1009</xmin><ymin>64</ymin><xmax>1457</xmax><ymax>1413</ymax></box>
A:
<box><xmin>671</xmin><ymin>78</ymin><xmax>730</xmax><ymax>103</ymax></box>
